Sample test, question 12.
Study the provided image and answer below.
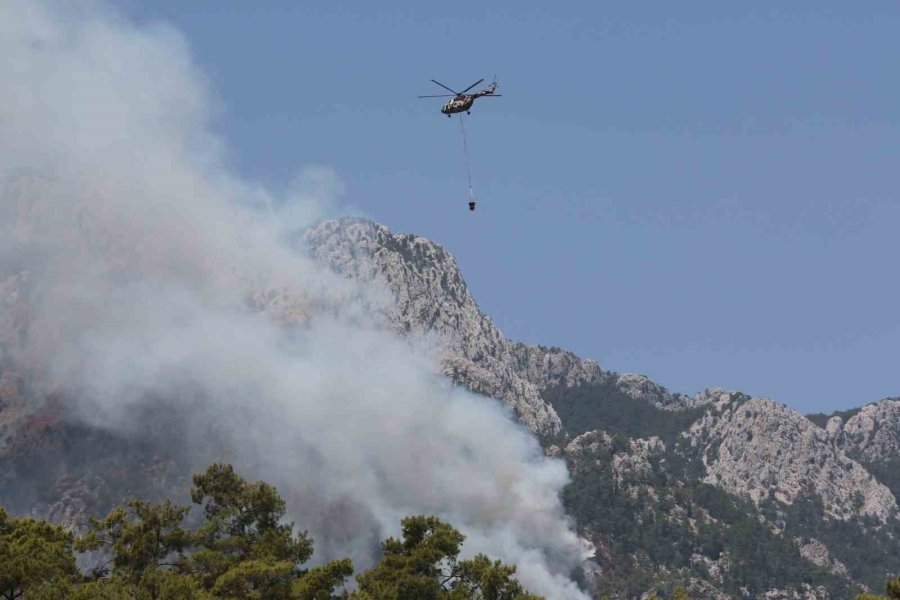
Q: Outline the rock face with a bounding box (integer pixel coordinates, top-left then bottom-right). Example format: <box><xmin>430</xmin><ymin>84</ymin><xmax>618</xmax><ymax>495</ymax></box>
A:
<box><xmin>826</xmin><ymin>399</ymin><xmax>900</xmax><ymax>463</ymax></box>
<box><xmin>796</xmin><ymin>538</ymin><xmax>849</xmax><ymax>577</ymax></box>
<box><xmin>613</xmin><ymin>373</ymin><xmax>696</xmax><ymax>410</ymax></box>
<box><xmin>303</xmin><ymin>218</ymin><xmax>712</xmax><ymax>437</ymax></box>
<box><xmin>564</xmin><ymin>429</ymin><xmax>665</xmax><ymax>477</ymax></box>
<box><xmin>760</xmin><ymin>584</ymin><xmax>830</xmax><ymax>600</ymax></box>
<box><xmin>685</xmin><ymin>391</ymin><xmax>898</xmax><ymax>523</ymax></box>
<box><xmin>305</xmin><ymin>218</ymin><xmax>576</xmax><ymax>437</ymax></box>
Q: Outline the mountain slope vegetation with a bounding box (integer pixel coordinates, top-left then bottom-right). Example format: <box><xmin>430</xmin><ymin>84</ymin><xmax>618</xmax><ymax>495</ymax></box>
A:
<box><xmin>2</xmin><ymin>218</ymin><xmax>898</xmax><ymax>599</ymax></box>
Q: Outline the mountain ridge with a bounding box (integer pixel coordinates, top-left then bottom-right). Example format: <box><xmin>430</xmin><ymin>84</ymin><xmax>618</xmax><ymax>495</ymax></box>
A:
<box><xmin>301</xmin><ymin>217</ymin><xmax>900</xmax><ymax>598</ymax></box>
<box><xmin>304</xmin><ymin>218</ymin><xmax>715</xmax><ymax>438</ymax></box>
<box><xmin>2</xmin><ymin>215</ymin><xmax>898</xmax><ymax>598</ymax></box>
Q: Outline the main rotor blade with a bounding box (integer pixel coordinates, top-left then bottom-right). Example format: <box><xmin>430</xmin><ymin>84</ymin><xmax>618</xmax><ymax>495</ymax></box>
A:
<box><xmin>417</xmin><ymin>94</ymin><xmax>456</xmax><ymax>98</ymax></box>
<box><xmin>430</xmin><ymin>79</ymin><xmax>460</xmax><ymax>95</ymax></box>
<box><xmin>459</xmin><ymin>78</ymin><xmax>485</xmax><ymax>94</ymax></box>
<box><xmin>477</xmin><ymin>94</ymin><xmax>502</xmax><ymax>97</ymax></box>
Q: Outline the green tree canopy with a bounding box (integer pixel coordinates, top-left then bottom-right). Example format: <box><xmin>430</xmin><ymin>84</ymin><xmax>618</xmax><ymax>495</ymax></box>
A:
<box><xmin>0</xmin><ymin>464</ymin><xmax>547</xmax><ymax>600</ymax></box>
<box><xmin>184</xmin><ymin>463</ymin><xmax>323</xmax><ymax>598</ymax></box>
<box><xmin>0</xmin><ymin>507</ymin><xmax>80</xmax><ymax>600</ymax></box>
<box><xmin>75</xmin><ymin>463</ymin><xmax>350</xmax><ymax>600</ymax></box>
<box><xmin>352</xmin><ymin>515</ymin><xmax>543</xmax><ymax>600</ymax></box>
<box><xmin>76</xmin><ymin>500</ymin><xmax>192</xmax><ymax>580</ymax></box>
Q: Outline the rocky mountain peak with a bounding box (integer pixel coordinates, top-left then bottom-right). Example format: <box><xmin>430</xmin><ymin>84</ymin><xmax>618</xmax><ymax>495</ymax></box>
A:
<box><xmin>686</xmin><ymin>394</ymin><xmax>898</xmax><ymax>523</ymax></box>
<box><xmin>615</xmin><ymin>374</ymin><xmax>712</xmax><ymax>410</ymax></box>
<box><xmin>304</xmin><ymin>218</ymin><xmax>718</xmax><ymax>439</ymax></box>
<box><xmin>827</xmin><ymin>399</ymin><xmax>900</xmax><ymax>462</ymax></box>
<box><xmin>305</xmin><ymin>218</ymin><xmax>569</xmax><ymax>437</ymax></box>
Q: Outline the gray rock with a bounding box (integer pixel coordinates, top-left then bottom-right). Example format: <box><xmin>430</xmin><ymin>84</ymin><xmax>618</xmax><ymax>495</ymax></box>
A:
<box><xmin>615</xmin><ymin>373</ymin><xmax>714</xmax><ymax>410</ymax></box>
<box><xmin>685</xmin><ymin>393</ymin><xmax>898</xmax><ymax>523</ymax></box>
<box><xmin>795</xmin><ymin>537</ymin><xmax>848</xmax><ymax>577</ymax></box>
<box><xmin>304</xmin><ymin>218</ymin><xmax>570</xmax><ymax>437</ymax></box>
<box><xmin>828</xmin><ymin>399</ymin><xmax>900</xmax><ymax>462</ymax></box>
<box><xmin>760</xmin><ymin>583</ymin><xmax>830</xmax><ymax>600</ymax></box>
<box><xmin>304</xmin><ymin>218</ymin><xmax>708</xmax><ymax>438</ymax></box>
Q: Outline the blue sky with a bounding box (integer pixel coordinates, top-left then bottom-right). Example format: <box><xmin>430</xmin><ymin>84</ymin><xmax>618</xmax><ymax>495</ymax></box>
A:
<box><xmin>116</xmin><ymin>1</ymin><xmax>898</xmax><ymax>413</ymax></box>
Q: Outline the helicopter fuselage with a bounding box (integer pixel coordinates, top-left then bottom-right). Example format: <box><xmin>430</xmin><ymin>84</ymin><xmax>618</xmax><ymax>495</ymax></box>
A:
<box><xmin>441</xmin><ymin>95</ymin><xmax>475</xmax><ymax>115</ymax></box>
<box><xmin>420</xmin><ymin>78</ymin><xmax>499</xmax><ymax>117</ymax></box>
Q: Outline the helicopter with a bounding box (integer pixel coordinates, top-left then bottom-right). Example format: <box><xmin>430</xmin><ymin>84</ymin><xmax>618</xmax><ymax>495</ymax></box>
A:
<box><xmin>418</xmin><ymin>77</ymin><xmax>501</xmax><ymax>117</ymax></box>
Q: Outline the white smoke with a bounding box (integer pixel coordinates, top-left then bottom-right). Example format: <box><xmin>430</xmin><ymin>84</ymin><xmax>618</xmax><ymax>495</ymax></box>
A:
<box><xmin>0</xmin><ymin>2</ymin><xmax>592</xmax><ymax>597</ymax></box>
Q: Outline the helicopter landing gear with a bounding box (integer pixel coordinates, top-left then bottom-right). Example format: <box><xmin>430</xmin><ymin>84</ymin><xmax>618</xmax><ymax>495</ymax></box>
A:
<box><xmin>467</xmin><ymin>111</ymin><xmax>471</xmax><ymax>115</ymax></box>
<box><xmin>447</xmin><ymin>114</ymin><xmax>452</xmax><ymax>118</ymax></box>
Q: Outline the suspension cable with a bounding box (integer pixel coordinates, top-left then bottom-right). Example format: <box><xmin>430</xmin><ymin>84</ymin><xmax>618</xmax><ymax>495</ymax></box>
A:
<box><xmin>459</xmin><ymin>114</ymin><xmax>476</xmax><ymax>210</ymax></box>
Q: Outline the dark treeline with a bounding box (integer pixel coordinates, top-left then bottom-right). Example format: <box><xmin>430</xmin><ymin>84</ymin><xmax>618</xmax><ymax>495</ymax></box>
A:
<box><xmin>3</xmin><ymin>461</ymin><xmax>899</xmax><ymax>599</ymax></box>
<box><xmin>0</xmin><ymin>463</ymin><xmax>542</xmax><ymax>600</ymax></box>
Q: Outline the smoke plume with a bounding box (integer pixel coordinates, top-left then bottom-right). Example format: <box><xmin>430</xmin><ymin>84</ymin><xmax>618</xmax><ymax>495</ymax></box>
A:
<box><xmin>0</xmin><ymin>2</ymin><xmax>591</xmax><ymax>597</ymax></box>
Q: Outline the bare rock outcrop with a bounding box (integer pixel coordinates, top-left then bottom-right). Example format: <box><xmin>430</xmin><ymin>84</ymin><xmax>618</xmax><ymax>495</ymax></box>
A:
<box><xmin>303</xmin><ymin>218</ymin><xmax>709</xmax><ymax>437</ymax></box>
<box><xmin>796</xmin><ymin>538</ymin><xmax>848</xmax><ymax>577</ymax></box>
<box><xmin>760</xmin><ymin>584</ymin><xmax>830</xmax><ymax>600</ymax></box>
<box><xmin>826</xmin><ymin>399</ymin><xmax>900</xmax><ymax>463</ymax></box>
<box><xmin>565</xmin><ymin>429</ymin><xmax>665</xmax><ymax>473</ymax></box>
<box><xmin>686</xmin><ymin>391</ymin><xmax>898</xmax><ymax>523</ymax></box>
<box><xmin>615</xmin><ymin>373</ymin><xmax>711</xmax><ymax>410</ymax></box>
<box><xmin>304</xmin><ymin>218</ymin><xmax>570</xmax><ymax>437</ymax></box>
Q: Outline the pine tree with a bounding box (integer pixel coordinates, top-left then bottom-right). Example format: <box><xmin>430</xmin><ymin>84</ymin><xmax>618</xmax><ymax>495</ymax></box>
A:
<box><xmin>352</xmin><ymin>515</ymin><xmax>543</xmax><ymax>600</ymax></box>
<box><xmin>1</xmin><ymin>464</ymin><xmax>546</xmax><ymax>600</ymax></box>
<box><xmin>0</xmin><ymin>507</ymin><xmax>81</xmax><ymax>599</ymax></box>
